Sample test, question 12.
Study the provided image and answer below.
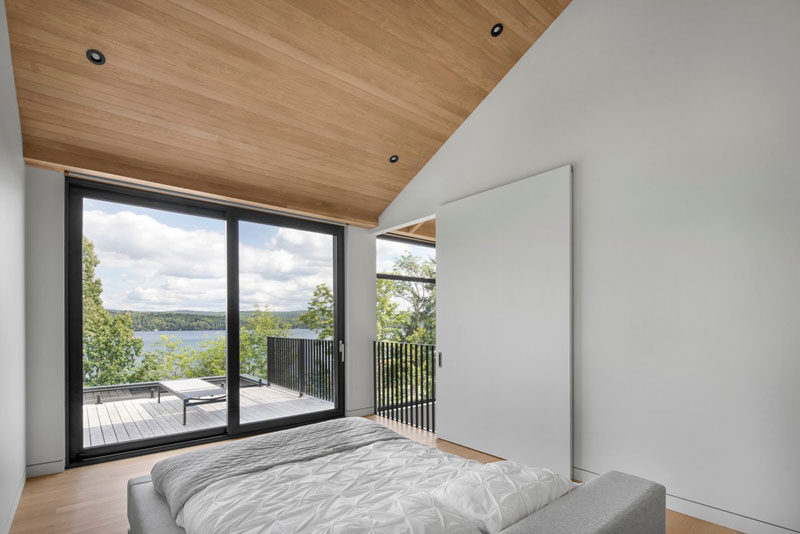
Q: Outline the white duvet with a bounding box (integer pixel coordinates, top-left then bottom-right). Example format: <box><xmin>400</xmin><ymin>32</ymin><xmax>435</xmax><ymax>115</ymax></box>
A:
<box><xmin>179</xmin><ymin>440</ymin><xmax>571</xmax><ymax>534</ymax></box>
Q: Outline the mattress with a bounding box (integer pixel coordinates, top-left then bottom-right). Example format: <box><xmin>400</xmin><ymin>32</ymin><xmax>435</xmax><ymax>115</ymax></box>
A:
<box><xmin>131</xmin><ymin>418</ymin><xmax>667</xmax><ymax>534</ymax></box>
<box><xmin>180</xmin><ymin>439</ymin><xmax>484</xmax><ymax>533</ymax></box>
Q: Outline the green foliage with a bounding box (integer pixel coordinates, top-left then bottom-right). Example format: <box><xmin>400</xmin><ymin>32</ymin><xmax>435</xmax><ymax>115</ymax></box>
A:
<box><xmin>299</xmin><ymin>284</ymin><xmax>334</xmax><ymax>340</ymax></box>
<box><xmin>115</xmin><ymin>311</ymin><xmax>226</xmax><ymax>331</ymax></box>
<box><xmin>295</xmin><ymin>252</ymin><xmax>438</xmax><ymax>345</ymax></box>
<box><xmin>240</xmin><ymin>307</ymin><xmax>290</xmax><ymax>378</ymax></box>
<box><xmin>376</xmin><ymin>279</ymin><xmax>402</xmax><ymax>341</ymax></box>
<box><xmin>100</xmin><ymin>308</ymin><xmax>292</xmax><ymax>384</ymax></box>
<box><xmin>132</xmin><ymin>336</ymin><xmax>227</xmax><ymax>382</ymax></box>
<box><xmin>82</xmin><ymin>237</ymin><xmax>103</xmax><ymax>305</ymax></box>
<box><xmin>110</xmin><ymin>309</ymin><xmax>308</xmax><ymax>331</ymax></box>
<box><xmin>377</xmin><ymin>253</ymin><xmax>436</xmax><ymax>345</ymax></box>
<box><xmin>82</xmin><ymin>237</ymin><xmax>144</xmax><ymax>386</ymax></box>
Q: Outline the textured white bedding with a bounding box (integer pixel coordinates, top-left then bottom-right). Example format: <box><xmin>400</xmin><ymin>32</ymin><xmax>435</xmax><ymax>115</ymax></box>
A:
<box><xmin>179</xmin><ymin>439</ymin><xmax>571</xmax><ymax>534</ymax></box>
<box><xmin>180</xmin><ymin>440</ymin><xmax>480</xmax><ymax>533</ymax></box>
<box><xmin>431</xmin><ymin>461</ymin><xmax>573</xmax><ymax>532</ymax></box>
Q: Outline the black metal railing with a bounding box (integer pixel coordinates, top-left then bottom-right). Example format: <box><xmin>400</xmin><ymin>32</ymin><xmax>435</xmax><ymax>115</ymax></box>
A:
<box><xmin>267</xmin><ymin>337</ymin><xmax>336</xmax><ymax>402</ymax></box>
<box><xmin>374</xmin><ymin>341</ymin><xmax>436</xmax><ymax>432</ymax></box>
<box><xmin>82</xmin><ymin>337</ymin><xmax>336</xmax><ymax>404</ymax></box>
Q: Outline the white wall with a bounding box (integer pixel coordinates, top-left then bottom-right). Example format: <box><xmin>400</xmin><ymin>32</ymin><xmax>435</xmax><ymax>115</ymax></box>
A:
<box><xmin>0</xmin><ymin>1</ymin><xmax>27</xmax><ymax>530</ymax></box>
<box><xmin>378</xmin><ymin>1</ymin><xmax>800</xmax><ymax>532</ymax></box>
<box><xmin>24</xmin><ymin>167</ymin><xmax>65</xmax><ymax>477</ymax></box>
<box><xmin>344</xmin><ymin>226</ymin><xmax>377</xmax><ymax>416</ymax></box>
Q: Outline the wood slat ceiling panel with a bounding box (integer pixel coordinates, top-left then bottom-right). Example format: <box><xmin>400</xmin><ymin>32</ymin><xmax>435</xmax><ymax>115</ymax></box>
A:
<box><xmin>395</xmin><ymin>219</ymin><xmax>436</xmax><ymax>241</ymax></box>
<box><xmin>7</xmin><ymin>0</ymin><xmax>569</xmax><ymax>226</ymax></box>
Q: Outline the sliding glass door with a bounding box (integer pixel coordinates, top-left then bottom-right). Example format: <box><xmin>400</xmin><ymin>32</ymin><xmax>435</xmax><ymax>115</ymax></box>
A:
<box><xmin>67</xmin><ymin>181</ymin><xmax>344</xmax><ymax>464</ymax></box>
<box><xmin>236</xmin><ymin>220</ymin><xmax>339</xmax><ymax>428</ymax></box>
<box><xmin>77</xmin><ymin>196</ymin><xmax>228</xmax><ymax>453</ymax></box>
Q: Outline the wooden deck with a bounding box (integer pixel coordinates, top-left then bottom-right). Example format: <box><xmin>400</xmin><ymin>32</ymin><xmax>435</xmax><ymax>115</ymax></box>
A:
<box><xmin>82</xmin><ymin>385</ymin><xmax>333</xmax><ymax>447</ymax></box>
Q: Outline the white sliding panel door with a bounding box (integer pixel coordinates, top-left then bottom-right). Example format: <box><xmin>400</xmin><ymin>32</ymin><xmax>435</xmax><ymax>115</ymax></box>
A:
<box><xmin>436</xmin><ymin>165</ymin><xmax>571</xmax><ymax>476</ymax></box>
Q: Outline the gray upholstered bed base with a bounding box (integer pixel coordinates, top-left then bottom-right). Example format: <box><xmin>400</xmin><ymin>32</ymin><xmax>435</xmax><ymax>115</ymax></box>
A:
<box><xmin>128</xmin><ymin>475</ymin><xmax>183</xmax><ymax>534</ymax></box>
<box><xmin>501</xmin><ymin>471</ymin><xmax>666</xmax><ymax>533</ymax></box>
<box><xmin>128</xmin><ymin>470</ymin><xmax>665</xmax><ymax>534</ymax></box>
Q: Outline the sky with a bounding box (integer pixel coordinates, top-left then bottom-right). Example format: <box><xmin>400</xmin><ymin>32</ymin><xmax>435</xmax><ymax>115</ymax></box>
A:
<box><xmin>83</xmin><ymin>198</ymin><xmax>435</xmax><ymax>313</ymax></box>
<box><xmin>83</xmin><ymin>199</ymin><xmax>332</xmax><ymax>312</ymax></box>
<box><xmin>376</xmin><ymin>238</ymin><xmax>435</xmax><ymax>274</ymax></box>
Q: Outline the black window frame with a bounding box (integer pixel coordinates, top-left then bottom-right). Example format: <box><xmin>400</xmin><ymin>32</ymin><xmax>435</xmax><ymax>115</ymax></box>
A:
<box><xmin>66</xmin><ymin>178</ymin><xmax>345</xmax><ymax>466</ymax></box>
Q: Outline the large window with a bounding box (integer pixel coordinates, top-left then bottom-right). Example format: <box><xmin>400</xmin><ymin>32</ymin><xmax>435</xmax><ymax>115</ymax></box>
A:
<box><xmin>67</xmin><ymin>181</ymin><xmax>344</xmax><ymax>464</ymax></box>
<box><xmin>373</xmin><ymin>235</ymin><xmax>437</xmax><ymax>432</ymax></box>
<box><xmin>80</xmin><ymin>199</ymin><xmax>229</xmax><ymax>449</ymax></box>
<box><xmin>376</xmin><ymin>236</ymin><xmax>436</xmax><ymax>344</ymax></box>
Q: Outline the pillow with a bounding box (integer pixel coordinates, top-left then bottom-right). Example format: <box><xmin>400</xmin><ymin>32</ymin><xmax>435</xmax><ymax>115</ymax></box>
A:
<box><xmin>430</xmin><ymin>462</ymin><xmax>573</xmax><ymax>533</ymax></box>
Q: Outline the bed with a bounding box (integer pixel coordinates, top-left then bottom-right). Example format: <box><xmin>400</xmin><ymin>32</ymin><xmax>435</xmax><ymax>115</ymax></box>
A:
<box><xmin>128</xmin><ymin>418</ymin><xmax>665</xmax><ymax>533</ymax></box>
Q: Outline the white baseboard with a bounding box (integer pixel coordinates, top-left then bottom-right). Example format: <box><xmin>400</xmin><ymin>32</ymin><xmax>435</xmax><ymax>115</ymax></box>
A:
<box><xmin>2</xmin><ymin>468</ymin><xmax>25</xmax><ymax>533</ymax></box>
<box><xmin>345</xmin><ymin>406</ymin><xmax>375</xmax><ymax>417</ymax></box>
<box><xmin>572</xmin><ymin>468</ymin><xmax>797</xmax><ymax>534</ymax></box>
<box><xmin>26</xmin><ymin>459</ymin><xmax>65</xmax><ymax>478</ymax></box>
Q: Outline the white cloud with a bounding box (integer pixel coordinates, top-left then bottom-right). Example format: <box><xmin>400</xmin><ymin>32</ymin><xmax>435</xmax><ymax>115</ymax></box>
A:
<box><xmin>84</xmin><ymin>210</ymin><xmax>333</xmax><ymax>312</ymax></box>
<box><xmin>376</xmin><ymin>238</ymin><xmax>435</xmax><ymax>273</ymax></box>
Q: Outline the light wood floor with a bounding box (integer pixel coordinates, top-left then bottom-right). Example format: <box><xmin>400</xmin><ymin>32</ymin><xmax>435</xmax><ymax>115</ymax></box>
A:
<box><xmin>11</xmin><ymin>415</ymin><xmax>738</xmax><ymax>533</ymax></box>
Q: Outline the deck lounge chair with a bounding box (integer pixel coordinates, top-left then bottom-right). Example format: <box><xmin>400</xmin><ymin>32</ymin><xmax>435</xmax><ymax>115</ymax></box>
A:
<box><xmin>157</xmin><ymin>378</ymin><xmax>226</xmax><ymax>425</ymax></box>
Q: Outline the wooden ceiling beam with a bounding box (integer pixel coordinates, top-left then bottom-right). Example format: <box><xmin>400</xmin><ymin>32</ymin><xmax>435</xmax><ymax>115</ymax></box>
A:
<box><xmin>394</xmin><ymin>219</ymin><xmax>436</xmax><ymax>241</ymax></box>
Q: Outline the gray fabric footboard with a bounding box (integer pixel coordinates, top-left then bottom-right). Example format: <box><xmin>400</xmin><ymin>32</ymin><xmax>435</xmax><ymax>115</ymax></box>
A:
<box><xmin>500</xmin><ymin>470</ymin><xmax>666</xmax><ymax>534</ymax></box>
<box><xmin>128</xmin><ymin>475</ymin><xmax>185</xmax><ymax>534</ymax></box>
<box><xmin>129</xmin><ymin>470</ymin><xmax>665</xmax><ymax>534</ymax></box>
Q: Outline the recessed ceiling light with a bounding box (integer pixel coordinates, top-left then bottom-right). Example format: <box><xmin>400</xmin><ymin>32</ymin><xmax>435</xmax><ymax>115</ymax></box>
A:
<box><xmin>389</xmin><ymin>155</ymin><xmax>399</xmax><ymax>163</ymax></box>
<box><xmin>491</xmin><ymin>23</ymin><xmax>504</xmax><ymax>37</ymax></box>
<box><xmin>86</xmin><ymin>49</ymin><xmax>106</xmax><ymax>65</ymax></box>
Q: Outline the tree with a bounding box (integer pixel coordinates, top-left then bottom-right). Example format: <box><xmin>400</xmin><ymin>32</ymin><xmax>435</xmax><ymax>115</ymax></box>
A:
<box><xmin>129</xmin><ymin>335</ymin><xmax>224</xmax><ymax>382</ymax></box>
<box><xmin>376</xmin><ymin>253</ymin><xmax>436</xmax><ymax>345</ymax></box>
<box><xmin>376</xmin><ymin>279</ymin><xmax>402</xmax><ymax>341</ymax></box>
<box><xmin>240</xmin><ymin>306</ymin><xmax>290</xmax><ymax>378</ymax></box>
<box><xmin>300</xmin><ymin>284</ymin><xmax>335</xmax><ymax>339</ymax></box>
<box><xmin>390</xmin><ymin>253</ymin><xmax>436</xmax><ymax>344</ymax></box>
<box><xmin>82</xmin><ymin>236</ymin><xmax>143</xmax><ymax>386</ymax></box>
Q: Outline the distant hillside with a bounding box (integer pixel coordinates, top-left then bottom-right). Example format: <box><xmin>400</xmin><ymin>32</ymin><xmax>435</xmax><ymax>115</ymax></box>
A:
<box><xmin>109</xmin><ymin>309</ymin><xmax>308</xmax><ymax>331</ymax></box>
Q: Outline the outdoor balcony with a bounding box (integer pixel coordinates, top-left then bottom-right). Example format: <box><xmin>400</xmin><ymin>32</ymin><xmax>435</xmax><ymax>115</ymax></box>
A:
<box><xmin>81</xmin><ymin>337</ymin><xmax>335</xmax><ymax>447</ymax></box>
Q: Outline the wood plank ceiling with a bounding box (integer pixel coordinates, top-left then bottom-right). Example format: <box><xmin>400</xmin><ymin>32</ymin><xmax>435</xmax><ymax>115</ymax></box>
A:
<box><xmin>394</xmin><ymin>219</ymin><xmax>436</xmax><ymax>241</ymax></box>
<box><xmin>7</xmin><ymin>0</ymin><xmax>569</xmax><ymax>227</ymax></box>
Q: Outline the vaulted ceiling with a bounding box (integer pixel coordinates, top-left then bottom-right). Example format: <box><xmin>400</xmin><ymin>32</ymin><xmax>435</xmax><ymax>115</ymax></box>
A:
<box><xmin>7</xmin><ymin>0</ymin><xmax>569</xmax><ymax>226</ymax></box>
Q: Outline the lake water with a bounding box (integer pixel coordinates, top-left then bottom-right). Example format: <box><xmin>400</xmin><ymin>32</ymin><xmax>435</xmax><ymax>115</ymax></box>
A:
<box><xmin>135</xmin><ymin>329</ymin><xmax>318</xmax><ymax>352</ymax></box>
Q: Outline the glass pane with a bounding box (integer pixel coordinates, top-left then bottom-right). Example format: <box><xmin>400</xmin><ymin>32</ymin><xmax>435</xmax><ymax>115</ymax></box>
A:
<box><xmin>377</xmin><ymin>279</ymin><xmax>436</xmax><ymax>344</ymax></box>
<box><xmin>81</xmin><ymin>199</ymin><xmax>227</xmax><ymax>448</ymax></box>
<box><xmin>377</xmin><ymin>238</ymin><xmax>435</xmax><ymax>276</ymax></box>
<box><xmin>377</xmin><ymin>238</ymin><xmax>436</xmax><ymax>344</ymax></box>
<box><xmin>239</xmin><ymin>221</ymin><xmax>335</xmax><ymax>425</ymax></box>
